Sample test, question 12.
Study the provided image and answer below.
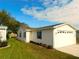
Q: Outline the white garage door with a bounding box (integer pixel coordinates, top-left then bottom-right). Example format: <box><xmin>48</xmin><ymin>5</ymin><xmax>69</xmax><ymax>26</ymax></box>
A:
<box><xmin>53</xmin><ymin>31</ymin><xmax>76</xmax><ymax>48</ymax></box>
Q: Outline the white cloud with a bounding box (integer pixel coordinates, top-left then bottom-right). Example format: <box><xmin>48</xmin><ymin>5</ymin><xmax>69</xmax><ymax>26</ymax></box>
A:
<box><xmin>21</xmin><ymin>0</ymin><xmax>79</xmax><ymax>29</ymax></box>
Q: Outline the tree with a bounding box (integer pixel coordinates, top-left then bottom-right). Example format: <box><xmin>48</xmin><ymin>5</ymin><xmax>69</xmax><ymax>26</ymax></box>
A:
<box><xmin>0</xmin><ymin>10</ymin><xmax>20</xmax><ymax>33</ymax></box>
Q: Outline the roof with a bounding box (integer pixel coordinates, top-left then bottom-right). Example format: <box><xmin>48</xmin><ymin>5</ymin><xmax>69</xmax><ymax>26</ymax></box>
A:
<box><xmin>19</xmin><ymin>23</ymin><xmax>76</xmax><ymax>31</ymax></box>
<box><xmin>40</xmin><ymin>23</ymin><xmax>63</xmax><ymax>28</ymax></box>
<box><xmin>36</xmin><ymin>23</ymin><xmax>64</xmax><ymax>30</ymax></box>
<box><xmin>20</xmin><ymin>23</ymin><xmax>31</xmax><ymax>30</ymax></box>
<box><xmin>33</xmin><ymin>23</ymin><xmax>76</xmax><ymax>30</ymax></box>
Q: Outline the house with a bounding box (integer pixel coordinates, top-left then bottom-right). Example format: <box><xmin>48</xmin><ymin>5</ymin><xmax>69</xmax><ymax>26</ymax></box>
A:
<box><xmin>0</xmin><ymin>26</ymin><xmax>7</xmax><ymax>41</ymax></box>
<box><xmin>17</xmin><ymin>23</ymin><xmax>76</xmax><ymax>48</ymax></box>
<box><xmin>9</xmin><ymin>32</ymin><xmax>17</xmax><ymax>38</ymax></box>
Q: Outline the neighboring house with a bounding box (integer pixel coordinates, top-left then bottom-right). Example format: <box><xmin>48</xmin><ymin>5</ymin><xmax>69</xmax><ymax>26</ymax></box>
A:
<box><xmin>0</xmin><ymin>26</ymin><xmax>7</xmax><ymax>41</ymax></box>
<box><xmin>9</xmin><ymin>32</ymin><xmax>17</xmax><ymax>38</ymax></box>
<box><xmin>17</xmin><ymin>23</ymin><xmax>76</xmax><ymax>48</ymax></box>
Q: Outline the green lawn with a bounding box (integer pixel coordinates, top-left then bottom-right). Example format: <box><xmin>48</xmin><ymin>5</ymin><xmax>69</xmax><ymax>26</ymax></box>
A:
<box><xmin>0</xmin><ymin>38</ymin><xmax>78</xmax><ymax>59</ymax></box>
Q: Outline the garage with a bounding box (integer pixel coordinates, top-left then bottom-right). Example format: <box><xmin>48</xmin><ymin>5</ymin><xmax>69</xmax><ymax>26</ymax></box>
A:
<box><xmin>53</xmin><ymin>24</ymin><xmax>76</xmax><ymax>48</ymax></box>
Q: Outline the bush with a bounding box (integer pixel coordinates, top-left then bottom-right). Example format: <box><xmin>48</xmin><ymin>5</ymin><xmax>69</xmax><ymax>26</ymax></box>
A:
<box><xmin>47</xmin><ymin>45</ymin><xmax>52</xmax><ymax>49</ymax></box>
<box><xmin>0</xmin><ymin>40</ymin><xmax>7</xmax><ymax>47</ymax></box>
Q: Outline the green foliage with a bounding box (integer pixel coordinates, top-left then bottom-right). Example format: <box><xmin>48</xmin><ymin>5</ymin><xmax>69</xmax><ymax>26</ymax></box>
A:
<box><xmin>0</xmin><ymin>10</ymin><xmax>20</xmax><ymax>33</ymax></box>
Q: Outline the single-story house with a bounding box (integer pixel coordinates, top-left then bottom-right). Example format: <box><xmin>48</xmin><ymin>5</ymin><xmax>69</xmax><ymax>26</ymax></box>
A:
<box><xmin>17</xmin><ymin>23</ymin><xmax>76</xmax><ymax>48</ymax></box>
<box><xmin>0</xmin><ymin>26</ymin><xmax>7</xmax><ymax>41</ymax></box>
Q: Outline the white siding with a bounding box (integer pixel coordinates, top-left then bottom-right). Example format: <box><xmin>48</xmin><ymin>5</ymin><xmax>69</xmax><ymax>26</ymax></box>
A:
<box><xmin>0</xmin><ymin>26</ymin><xmax>7</xmax><ymax>41</ymax></box>
<box><xmin>17</xmin><ymin>28</ymin><xmax>31</xmax><ymax>43</ymax></box>
<box><xmin>31</xmin><ymin>30</ymin><xmax>53</xmax><ymax>46</ymax></box>
<box><xmin>53</xmin><ymin>25</ymin><xmax>76</xmax><ymax>48</ymax></box>
<box><xmin>17</xmin><ymin>28</ymin><xmax>26</xmax><ymax>41</ymax></box>
<box><xmin>0</xmin><ymin>30</ymin><xmax>7</xmax><ymax>41</ymax></box>
<box><xmin>31</xmin><ymin>31</ymin><xmax>42</xmax><ymax>43</ymax></box>
<box><xmin>42</xmin><ymin>30</ymin><xmax>53</xmax><ymax>46</ymax></box>
<box><xmin>26</xmin><ymin>32</ymin><xmax>30</xmax><ymax>43</ymax></box>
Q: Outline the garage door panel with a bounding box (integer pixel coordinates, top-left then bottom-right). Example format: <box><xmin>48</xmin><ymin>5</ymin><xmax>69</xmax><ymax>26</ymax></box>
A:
<box><xmin>54</xmin><ymin>31</ymin><xmax>76</xmax><ymax>48</ymax></box>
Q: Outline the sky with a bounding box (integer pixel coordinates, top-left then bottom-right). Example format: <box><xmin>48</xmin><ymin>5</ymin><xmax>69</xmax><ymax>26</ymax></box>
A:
<box><xmin>0</xmin><ymin>0</ymin><xmax>79</xmax><ymax>28</ymax></box>
<box><xmin>0</xmin><ymin>0</ymin><xmax>59</xmax><ymax>28</ymax></box>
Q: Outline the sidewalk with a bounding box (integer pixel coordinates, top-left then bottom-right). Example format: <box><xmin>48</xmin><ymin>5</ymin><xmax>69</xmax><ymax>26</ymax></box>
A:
<box><xmin>56</xmin><ymin>44</ymin><xmax>79</xmax><ymax>57</ymax></box>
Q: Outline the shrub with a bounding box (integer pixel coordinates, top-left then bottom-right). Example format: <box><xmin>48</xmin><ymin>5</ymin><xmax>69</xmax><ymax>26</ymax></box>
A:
<box><xmin>47</xmin><ymin>45</ymin><xmax>52</xmax><ymax>49</ymax></box>
<box><xmin>0</xmin><ymin>40</ymin><xmax>7</xmax><ymax>47</ymax></box>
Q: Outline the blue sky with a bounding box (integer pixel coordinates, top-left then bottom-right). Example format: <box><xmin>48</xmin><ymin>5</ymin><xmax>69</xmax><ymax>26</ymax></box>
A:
<box><xmin>1</xmin><ymin>0</ymin><xmax>78</xmax><ymax>28</ymax></box>
<box><xmin>0</xmin><ymin>0</ymin><xmax>59</xmax><ymax>28</ymax></box>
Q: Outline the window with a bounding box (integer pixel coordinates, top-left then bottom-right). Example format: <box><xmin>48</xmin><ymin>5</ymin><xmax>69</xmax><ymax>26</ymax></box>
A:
<box><xmin>23</xmin><ymin>32</ymin><xmax>26</xmax><ymax>38</ymax></box>
<box><xmin>57</xmin><ymin>30</ymin><xmax>73</xmax><ymax>34</ymax></box>
<box><xmin>67</xmin><ymin>31</ymin><xmax>73</xmax><ymax>33</ymax></box>
<box><xmin>37</xmin><ymin>31</ymin><xmax>42</xmax><ymax>39</ymax></box>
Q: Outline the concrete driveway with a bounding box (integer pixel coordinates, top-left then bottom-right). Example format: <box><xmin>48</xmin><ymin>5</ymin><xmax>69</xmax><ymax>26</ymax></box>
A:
<box><xmin>56</xmin><ymin>44</ymin><xmax>79</xmax><ymax>57</ymax></box>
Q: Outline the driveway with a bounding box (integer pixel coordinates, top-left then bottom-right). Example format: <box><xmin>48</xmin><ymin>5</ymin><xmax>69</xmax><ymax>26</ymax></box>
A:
<box><xmin>56</xmin><ymin>44</ymin><xmax>79</xmax><ymax>57</ymax></box>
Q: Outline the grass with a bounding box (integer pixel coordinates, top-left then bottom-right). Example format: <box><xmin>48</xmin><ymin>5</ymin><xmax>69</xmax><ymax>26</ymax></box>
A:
<box><xmin>0</xmin><ymin>38</ymin><xmax>78</xmax><ymax>59</ymax></box>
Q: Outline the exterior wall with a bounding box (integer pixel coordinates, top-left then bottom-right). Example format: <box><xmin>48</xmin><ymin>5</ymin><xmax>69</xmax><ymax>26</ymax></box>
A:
<box><xmin>17</xmin><ymin>28</ymin><xmax>31</xmax><ymax>43</ymax></box>
<box><xmin>17</xmin><ymin>28</ymin><xmax>26</xmax><ymax>41</ymax></box>
<box><xmin>0</xmin><ymin>26</ymin><xmax>7</xmax><ymax>41</ymax></box>
<box><xmin>42</xmin><ymin>30</ymin><xmax>53</xmax><ymax>46</ymax></box>
<box><xmin>53</xmin><ymin>25</ymin><xmax>76</xmax><ymax>48</ymax></box>
<box><xmin>31</xmin><ymin>30</ymin><xmax>53</xmax><ymax>46</ymax></box>
<box><xmin>31</xmin><ymin>31</ymin><xmax>42</xmax><ymax>43</ymax></box>
<box><xmin>26</xmin><ymin>32</ymin><xmax>30</xmax><ymax>43</ymax></box>
<box><xmin>0</xmin><ymin>30</ymin><xmax>7</xmax><ymax>41</ymax></box>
